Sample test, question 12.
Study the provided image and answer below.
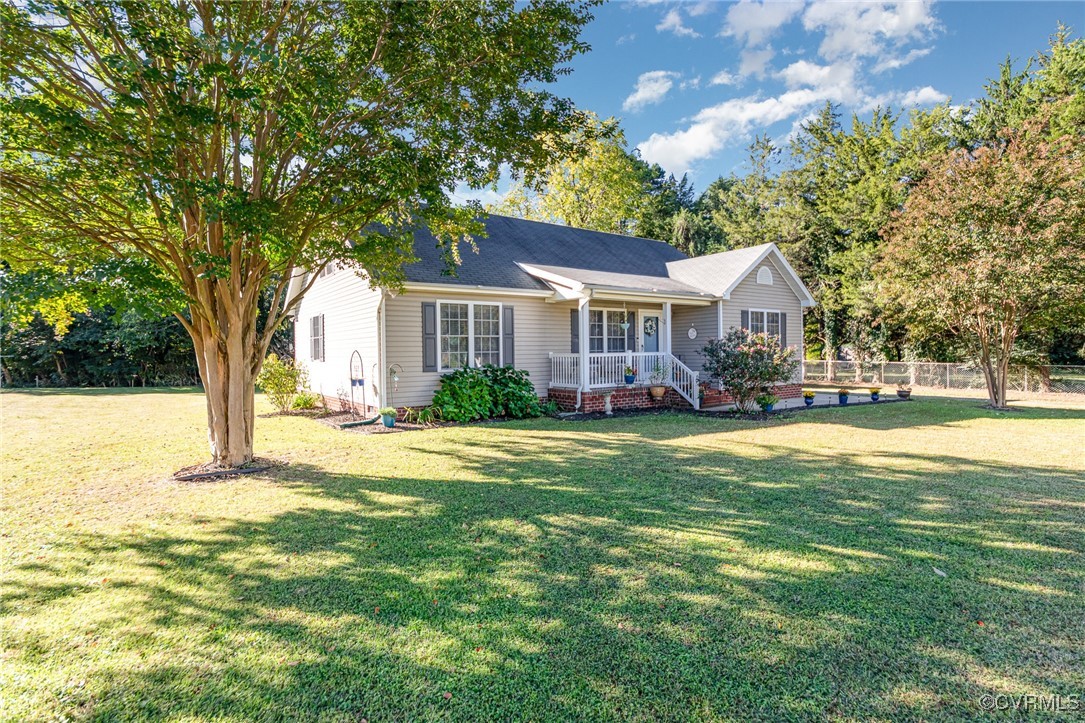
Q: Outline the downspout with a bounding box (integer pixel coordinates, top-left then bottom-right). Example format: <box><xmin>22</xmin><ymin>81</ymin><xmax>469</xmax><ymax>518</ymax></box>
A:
<box><xmin>376</xmin><ymin>289</ymin><xmax>387</xmax><ymax>411</ymax></box>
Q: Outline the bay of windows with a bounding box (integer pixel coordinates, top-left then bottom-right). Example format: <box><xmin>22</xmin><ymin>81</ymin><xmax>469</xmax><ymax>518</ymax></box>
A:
<box><xmin>439</xmin><ymin>301</ymin><xmax>501</xmax><ymax>370</ymax></box>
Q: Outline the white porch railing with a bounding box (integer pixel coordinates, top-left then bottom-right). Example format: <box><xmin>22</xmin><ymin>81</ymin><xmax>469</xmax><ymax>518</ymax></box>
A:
<box><xmin>549</xmin><ymin>351</ymin><xmax>701</xmax><ymax>409</ymax></box>
<box><xmin>666</xmin><ymin>356</ymin><xmax>700</xmax><ymax>409</ymax></box>
<box><xmin>550</xmin><ymin>353</ymin><xmax>580</xmax><ymax>388</ymax></box>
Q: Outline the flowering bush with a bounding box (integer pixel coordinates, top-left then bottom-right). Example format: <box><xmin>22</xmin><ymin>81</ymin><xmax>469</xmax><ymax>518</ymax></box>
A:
<box><xmin>701</xmin><ymin>329</ymin><xmax>798</xmax><ymax>412</ymax></box>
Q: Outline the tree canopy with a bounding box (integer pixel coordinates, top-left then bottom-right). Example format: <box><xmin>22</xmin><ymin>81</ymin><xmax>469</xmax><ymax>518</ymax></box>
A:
<box><xmin>1</xmin><ymin>0</ymin><xmax>597</xmax><ymax>465</ymax></box>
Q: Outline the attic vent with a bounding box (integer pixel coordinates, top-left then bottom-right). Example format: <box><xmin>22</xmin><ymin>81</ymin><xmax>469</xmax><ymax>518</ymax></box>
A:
<box><xmin>756</xmin><ymin>267</ymin><xmax>774</xmax><ymax>285</ymax></box>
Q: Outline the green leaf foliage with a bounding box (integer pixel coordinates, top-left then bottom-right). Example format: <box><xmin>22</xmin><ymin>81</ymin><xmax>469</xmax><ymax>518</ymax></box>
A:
<box><xmin>431</xmin><ymin>365</ymin><xmax>541</xmax><ymax>422</ymax></box>
<box><xmin>702</xmin><ymin>329</ymin><xmax>799</xmax><ymax>413</ymax></box>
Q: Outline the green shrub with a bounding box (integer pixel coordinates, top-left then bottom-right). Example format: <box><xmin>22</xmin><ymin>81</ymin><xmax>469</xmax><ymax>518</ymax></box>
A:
<box><xmin>378</xmin><ymin>406</ymin><xmax>397</xmax><ymax>417</ymax></box>
<box><xmin>431</xmin><ymin>367</ymin><xmax>495</xmax><ymax>422</ymax></box>
<box><xmin>257</xmin><ymin>354</ymin><xmax>309</xmax><ymax>413</ymax></box>
<box><xmin>482</xmin><ymin>365</ymin><xmax>540</xmax><ymax>418</ymax></box>
<box><xmin>292</xmin><ymin>390</ymin><xmax>320</xmax><ymax>410</ymax></box>
<box><xmin>431</xmin><ymin>365</ymin><xmax>541</xmax><ymax>422</ymax></box>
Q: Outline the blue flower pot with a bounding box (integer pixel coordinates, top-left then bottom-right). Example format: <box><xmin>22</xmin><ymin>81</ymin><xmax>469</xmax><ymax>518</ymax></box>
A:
<box><xmin>624</xmin><ymin>374</ymin><xmax>636</xmax><ymax>384</ymax></box>
<box><xmin>871</xmin><ymin>393</ymin><xmax>880</xmax><ymax>402</ymax></box>
<box><xmin>761</xmin><ymin>403</ymin><xmax>774</xmax><ymax>412</ymax></box>
<box><xmin>804</xmin><ymin>397</ymin><xmax>814</xmax><ymax>407</ymax></box>
<box><xmin>381</xmin><ymin>414</ymin><xmax>395</xmax><ymax>428</ymax></box>
<box><xmin>838</xmin><ymin>394</ymin><xmax>849</xmax><ymax>405</ymax></box>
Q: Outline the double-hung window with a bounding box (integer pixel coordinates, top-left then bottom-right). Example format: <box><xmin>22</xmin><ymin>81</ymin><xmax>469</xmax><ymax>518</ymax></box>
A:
<box><xmin>310</xmin><ymin>314</ymin><xmax>325</xmax><ymax>361</ymax></box>
<box><xmin>748</xmin><ymin>309</ymin><xmax>781</xmax><ymax>339</ymax></box>
<box><xmin>588</xmin><ymin>310</ymin><xmax>628</xmax><ymax>353</ymax></box>
<box><xmin>439</xmin><ymin>301</ymin><xmax>501</xmax><ymax>371</ymax></box>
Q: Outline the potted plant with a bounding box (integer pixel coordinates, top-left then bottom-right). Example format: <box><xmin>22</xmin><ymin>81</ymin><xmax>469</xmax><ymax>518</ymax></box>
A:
<box><xmin>837</xmin><ymin>388</ymin><xmax>850</xmax><ymax>405</ymax></box>
<box><xmin>648</xmin><ymin>361</ymin><xmax>668</xmax><ymax>400</ymax></box>
<box><xmin>896</xmin><ymin>383</ymin><xmax>912</xmax><ymax>400</ymax></box>
<box><xmin>869</xmin><ymin>387</ymin><xmax>881</xmax><ymax>402</ymax></box>
<box><xmin>802</xmin><ymin>390</ymin><xmax>816</xmax><ymax>407</ymax></box>
<box><xmin>756</xmin><ymin>392</ymin><xmax>780</xmax><ymax>412</ymax></box>
<box><xmin>378</xmin><ymin>406</ymin><xmax>397</xmax><ymax>428</ymax></box>
<box><xmin>624</xmin><ymin>365</ymin><xmax>637</xmax><ymax>385</ymax></box>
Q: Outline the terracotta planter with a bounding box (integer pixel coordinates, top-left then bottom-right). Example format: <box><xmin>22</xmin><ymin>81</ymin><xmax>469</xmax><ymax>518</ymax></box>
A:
<box><xmin>649</xmin><ymin>385</ymin><xmax>666</xmax><ymax>400</ymax></box>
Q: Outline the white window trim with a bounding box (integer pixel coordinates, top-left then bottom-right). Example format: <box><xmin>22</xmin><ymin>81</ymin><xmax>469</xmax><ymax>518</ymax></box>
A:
<box><xmin>748</xmin><ymin>308</ymin><xmax>782</xmax><ymax>339</ymax></box>
<box><xmin>588</xmin><ymin>308</ymin><xmax>632</xmax><ymax>353</ymax></box>
<box><xmin>437</xmin><ymin>300</ymin><xmax>503</xmax><ymax>372</ymax></box>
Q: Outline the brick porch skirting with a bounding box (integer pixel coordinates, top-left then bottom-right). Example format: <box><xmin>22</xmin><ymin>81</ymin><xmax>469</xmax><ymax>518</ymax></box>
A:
<box><xmin>547</xmin><ymin>382</ymin><xmax>803</xmax><ymax>413</ymax></box>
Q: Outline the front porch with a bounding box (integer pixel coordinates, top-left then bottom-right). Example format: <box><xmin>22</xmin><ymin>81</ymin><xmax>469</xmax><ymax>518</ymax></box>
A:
<box><xmin>547</xmin><ymin>350</ymin><xmax>702</xmax><ymax>410</ymax></box>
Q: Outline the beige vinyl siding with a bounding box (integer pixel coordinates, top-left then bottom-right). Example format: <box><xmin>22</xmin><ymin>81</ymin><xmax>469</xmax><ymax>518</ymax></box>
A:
<box><xmin>671</xmin><ymin>304</ymin><xmax>718</xmax><ymax>371</ymax></box>
<box><xmin>721</xmin><ymin>256</ymin><xmax>804</xmax><ymax>381</ymax></box>
<box><xmin>292</xmin><ymin>268</ymin><xmax>382</xmax><ymax>411</ymax></box>
<box><xmin>383</xmin><ymin>290</ymin><xmax>570</xmax><ymax>408</ymax></box>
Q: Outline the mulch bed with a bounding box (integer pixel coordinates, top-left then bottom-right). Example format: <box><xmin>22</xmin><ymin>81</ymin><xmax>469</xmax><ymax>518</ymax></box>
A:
<box><xmin>172</xmin><ymin>456</ymin><xmax>285</xmax><ymax>482</ymax></box>
<box><xmin>558</xmin><ymin>397</ymin><xmax>910</xmax><ymax>422</ymax></box>
<box><xmin>315</xmin><ymin>412</ymin><xmax>446</xmax><ymax>434</ymax></box>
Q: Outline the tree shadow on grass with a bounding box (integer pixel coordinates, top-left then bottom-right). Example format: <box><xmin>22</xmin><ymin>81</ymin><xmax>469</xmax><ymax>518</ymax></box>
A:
<box><xmin>5</xmin><ymin>424</ymin><xmax>1084</xmax><ymax>721</ymax></box>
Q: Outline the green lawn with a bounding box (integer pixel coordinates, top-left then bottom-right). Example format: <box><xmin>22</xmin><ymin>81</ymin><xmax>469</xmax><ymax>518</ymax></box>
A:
<box><xmin>2</xmin><ymin>390</ymin><xmax>1084</xmax><ymax>721</ymax></box>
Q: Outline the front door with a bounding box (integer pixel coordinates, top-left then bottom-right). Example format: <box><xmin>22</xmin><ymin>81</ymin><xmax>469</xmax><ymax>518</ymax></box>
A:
<box><xmin>642</xmin><ymin>314</ymin><xmax>660</xmax><ymax>353</ymax></box>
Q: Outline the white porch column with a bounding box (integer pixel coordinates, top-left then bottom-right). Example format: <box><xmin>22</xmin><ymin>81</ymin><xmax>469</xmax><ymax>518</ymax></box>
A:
<box><xmin>579</xmin><ymin>297</ymin><xmax>591</xmax><ymax>391</ymax></box>
<box><xmin>662</xmin><ymin>302</ymin><xmax>672</xmax><ymax>356</ymax></box>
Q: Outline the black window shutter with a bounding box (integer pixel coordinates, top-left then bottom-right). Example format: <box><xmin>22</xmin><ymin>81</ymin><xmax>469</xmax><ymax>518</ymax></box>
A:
<box><xmin>779</xmin><ymin>313</ymin><xmax>787</xmax><ymax>348</ymax></box>
<box><xmin>421</xmin><ymin>302</ymin><xmax>437</xmax><ymax>372</ymax></box>
<box><xmin>740</xmin><ymin>310</ymin><xmax>749</xmax><ymax>331</ymax></box>
<box><xmin>570</xmin><ymin>309</ymin><xmax>579</xmax><ymax>353</ymax></box>
<box><xmin>626</xmin><ymin>311</ymin><xmax>636</xmax><ymax>351</ymax></box>
<box><xmin>502</xmin><ymin>306</ymin><xmax>515</xmax><ymax>367</ymax></box>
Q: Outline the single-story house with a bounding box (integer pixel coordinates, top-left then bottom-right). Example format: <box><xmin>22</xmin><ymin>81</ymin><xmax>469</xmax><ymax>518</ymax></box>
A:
<box><xmin>286</xmin><ymin>215</ymin><xmax>814</xmax><ymax>414</ymax></box>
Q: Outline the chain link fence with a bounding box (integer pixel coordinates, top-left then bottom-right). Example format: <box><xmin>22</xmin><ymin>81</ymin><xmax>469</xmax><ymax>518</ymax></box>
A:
<box><xmin>802</xmin><ymin>361</ymin><xmax>1085</xmax><ymax>395</ymax></box>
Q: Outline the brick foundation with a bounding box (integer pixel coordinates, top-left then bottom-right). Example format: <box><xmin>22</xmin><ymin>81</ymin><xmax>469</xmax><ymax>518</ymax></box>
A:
<box><xmin>547</xmin><ymin>382</ymin><xmax>803</xmax><ymax>413</ymax></box>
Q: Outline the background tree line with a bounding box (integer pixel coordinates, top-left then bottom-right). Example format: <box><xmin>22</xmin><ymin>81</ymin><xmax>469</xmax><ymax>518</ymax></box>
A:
<box><xmin>495</xmin><ymin>28</ymin><xmax>1085</xmax><ymax>369</ymax></box>
<box><xmin>3</xmin><ymin>24</ymin><xmax>1081</xmax><ymax>393</ymax></box>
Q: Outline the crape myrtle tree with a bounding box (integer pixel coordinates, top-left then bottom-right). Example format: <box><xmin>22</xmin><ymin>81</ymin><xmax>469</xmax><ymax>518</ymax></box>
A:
<box><xmin>879</xmin><ymin>113</ymin><xmax>1085</xmax><ymax>409</ymax></box>
<box><xmin>1</xmin><ymin>0</ymin><xmax>598</xmax><ymax>466</ymax></box>
<box><xmin>701</xmin><ymin>328</ymin><xmax>799</xmax><ymax>413</ymax></box>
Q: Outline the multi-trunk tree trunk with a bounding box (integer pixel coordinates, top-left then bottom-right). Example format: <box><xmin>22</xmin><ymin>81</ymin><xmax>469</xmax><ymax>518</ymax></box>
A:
<box><xmin>188</xmin><ymin>305</ymin><xmax>261</xmax><ymax>467</ymax></box>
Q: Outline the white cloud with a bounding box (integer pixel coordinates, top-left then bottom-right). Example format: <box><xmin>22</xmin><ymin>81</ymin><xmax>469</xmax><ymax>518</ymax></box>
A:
<box><xmin>616</xmin><ymin>33</ymin><xmax>637</xmax><ymax>46</ymax></box>
<box><xmin>739</xmin><ymin>46</ymin><xmax>776</xmax><ymax>78</ymax></box>
<box><xmin>859</xmin><ymin>84</ymin><xmax>949</xmax><ymax>111</ymax></box>
<box><xmin>721</xmin><ymin>1</ymin><xmax>804</xmax><ymax>46</ymax></box>
<box><xmin>872</xmin><ymin>46</ymin><xmax>932</xmax><ymax>73</ymax></box>
<box><xmin>623</xmin><ymin>70</ymin><xmax>680</xmax><ymax>111</ymax></box>
<box><xmin>777</xmin><ymin>60</ymin><xmax>858</xmax><ymax>101</ymax></box>
<box><xmin>657</xmin><ymin>8</ymin><xmax>700</xmax><ymax>38</ymax></box>
<box><xmin>688</xmin><ymin>0</ymin><xmax>716</xmax><ymax>18</ymax></box>
<box><xmin>638</xmin><ymin>84</ymin><xmax>857</xmax><ymax>173</ymax></box>
<box><xmin>709</xmin><ymin>69</ymin><xmax>739</xmax><ymax>86</ymax></box>
<box><xmin>803</xmin><ymin>0</ymin><xmax>937</xmax><ymax>61</ymax></box>
<box><xmin>680</xmin><ymin>75</ymin><xmax>703</xmax><ymax>91</ymax></box>
<box><xmin>900</xmin><ymin>85</ymin><xmax>949</xmax><ymax>105</ymax></box>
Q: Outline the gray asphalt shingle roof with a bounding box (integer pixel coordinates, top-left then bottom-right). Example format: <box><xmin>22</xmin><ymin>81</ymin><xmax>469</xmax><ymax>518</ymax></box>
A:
<box><xmin>402</xmin><ymin>215</ymin><xmax>688</xmax><ymax>290</ymax></box>
<box><xmin>666</xmin><ymin>242</ymin><xmax>775</xmax><ymax>296</ymax></box>
<box><xmin>399</xmin><ymin>215</ymin><xmax>811</xmax><ymax>303</ymax></box>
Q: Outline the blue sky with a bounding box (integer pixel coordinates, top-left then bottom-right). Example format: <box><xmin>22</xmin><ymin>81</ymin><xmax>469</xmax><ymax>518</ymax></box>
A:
<box><xmin>457</xmin><ymin>1</ymin><xmax>1080</xmax><ymax>203</ymax></box>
